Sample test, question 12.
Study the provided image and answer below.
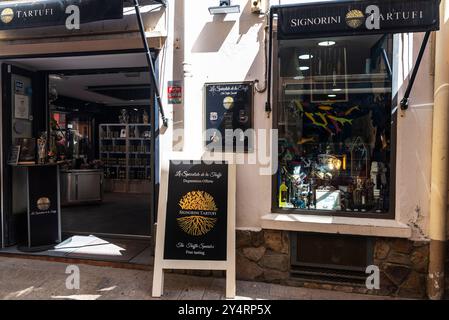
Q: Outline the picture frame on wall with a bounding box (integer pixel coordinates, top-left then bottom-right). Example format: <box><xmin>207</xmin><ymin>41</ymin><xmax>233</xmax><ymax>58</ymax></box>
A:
<box><xmin>7</xmin><ymin>145</ymin><xmax>21</xmax><ymax>166</ymax></box>
<box><xmin>17</xmin><ymin>138</ymin><xmax>36</xmax><ymax>164</ymax></box>
<box><xmin>14</xmin><ymin>94</ymin><xmax>30</xmax><ymax>120</ymax></box>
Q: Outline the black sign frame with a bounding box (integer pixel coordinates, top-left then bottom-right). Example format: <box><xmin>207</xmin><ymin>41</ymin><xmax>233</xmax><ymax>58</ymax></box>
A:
<box><xmin>204</xmin><ymin>82</ymin><xmax>254</xmax><ymax>153</ymax></box>
<box><xmin>152</xmin><ymin>159</ymin><xmax>237</xmax><ymax>298</ymax></box>
<box><xmin>274</xmin><ymin>0</ymin><xmax>441</xmax><ymax>40</ymax></box>
<box><xmin>163</xmin><ymin>160</ymin><xmax>229</xmax><ymax>261</ymax></box>
<box><xmin>0</xmin><ymin>0</ymin><xmax>124</xmax><ymax>30</ymax></box>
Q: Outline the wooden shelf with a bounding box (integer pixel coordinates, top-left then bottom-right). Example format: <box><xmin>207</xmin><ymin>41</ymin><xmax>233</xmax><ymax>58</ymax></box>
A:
<box><xmin>99</xmin><ymin>123</ymin><xmax>152</xmax><ymax>193</ymax></box>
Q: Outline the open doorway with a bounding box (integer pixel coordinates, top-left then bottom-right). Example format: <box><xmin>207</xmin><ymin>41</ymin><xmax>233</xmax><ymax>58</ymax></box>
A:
<box><xmin>0</xmin><ymin>52</ymin><xmax>158</xmax><ymax>265</ymax></box>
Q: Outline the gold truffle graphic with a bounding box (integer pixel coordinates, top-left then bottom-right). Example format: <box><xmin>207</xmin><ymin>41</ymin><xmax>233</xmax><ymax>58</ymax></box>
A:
<box><xmin>1</xmin><ymin>8</ymin><xmax>14</xmax><ymax>24</ymax></box>
<box><xmin>346</xmin><ymin>9</ymin><xmax>365</xmax><ymax>29</ymax></box>
<box><xmin>177</xmin><ymin>191</ymin><xmax>218</xmax><ymax>236</ymax></box>
<box><xmin>179</xmin><ymin>191</ymin><xmax>217</xmax><ymax>211</ymax></box>
<box><xmin>177</xmin><ymin>216</ymin><xmax>217</xmax><ymax>236</ymax></box>
<box><xmin>223</xmin><ymin>96</ymin><xmax>234</xmax><ymax>110</ymax></box>
<box><xmin>37</xmin><ymin>197</ymin><xmax>51</xmax><ymax>211</ymax></box>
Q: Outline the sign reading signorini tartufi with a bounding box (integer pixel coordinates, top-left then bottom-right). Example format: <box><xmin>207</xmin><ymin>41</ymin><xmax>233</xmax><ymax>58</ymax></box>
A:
<box><xmin>0</xmin><ymin>0</ymin><xmax>123</xmax><ymax>30</ymax></box>
<box><xmin>164</xmin><ymin>161</ymin><xmax>228</xmax><ymax>261</ymax></box>
<box><xmin>275</xmin><ymin>0</ymin><xmax>441</xmax><ymax>39</ymax></box>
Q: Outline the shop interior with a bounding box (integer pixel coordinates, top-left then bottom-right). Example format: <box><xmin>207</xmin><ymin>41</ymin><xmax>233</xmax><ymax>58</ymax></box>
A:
<box><xmin>0</xmin><ymin>53</ymin><xmax>156</xmax><ymax>264</ymax></box>
<box><xmin>277</xmin><ymin>34</ymin><xmax>393</xmax><ymax>216</ymax></box>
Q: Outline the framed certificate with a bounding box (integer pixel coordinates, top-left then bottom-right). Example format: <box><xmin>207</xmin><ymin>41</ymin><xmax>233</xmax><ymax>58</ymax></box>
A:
<box><xmin>14</xmin><ymin>94</ymin><xmax>30</xmax><ymax>120</ymax></box>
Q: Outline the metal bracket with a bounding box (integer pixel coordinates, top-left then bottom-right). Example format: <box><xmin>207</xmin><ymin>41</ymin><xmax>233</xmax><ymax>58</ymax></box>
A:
<box><xmin>133</xmin><ymin>0</ymin><xmax>168</xmax><ymax>128</ymax></box>
<box><xmin>400</xmin><ymin>31</ymin><xmax>432</xmax><ymax>111</ymax></box>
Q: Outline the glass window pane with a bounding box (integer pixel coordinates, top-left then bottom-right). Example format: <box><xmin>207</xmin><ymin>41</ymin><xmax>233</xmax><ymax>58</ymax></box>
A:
<box><xmin>277</xmin><ymin>34</ymin><xmax>393</xmax><ymax>214</ymax></box>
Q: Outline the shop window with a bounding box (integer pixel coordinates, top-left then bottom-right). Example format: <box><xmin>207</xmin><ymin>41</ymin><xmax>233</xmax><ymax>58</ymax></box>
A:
<box><xmin>276</xmin><ymin>34</ymin><xmax>393</xmax><ymax>216</ymax></box>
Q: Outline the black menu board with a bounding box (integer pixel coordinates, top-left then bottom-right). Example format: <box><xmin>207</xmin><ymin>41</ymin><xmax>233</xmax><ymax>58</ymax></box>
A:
<box><xmin>163</xmin><ymin>161</ymin><xmax>228</xmax><ymax>261</ymax></box>
<box><xmin>205</xmin><ymin>82</ymin><xmax>253</xmax><ymax>152</ymax></box>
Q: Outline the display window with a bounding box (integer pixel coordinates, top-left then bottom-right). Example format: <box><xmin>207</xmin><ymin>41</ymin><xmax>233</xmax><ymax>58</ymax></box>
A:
<box><xmin>275</xmin><ymin>34</ymin><xmax>394</xmax><ymax>216</ymax></box>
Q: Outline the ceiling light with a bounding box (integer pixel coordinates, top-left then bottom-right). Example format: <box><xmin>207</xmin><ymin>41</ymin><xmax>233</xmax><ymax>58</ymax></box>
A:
<box><xmin>299</xmin><ymin>66</ymin><xmax>310</xmax><ymax>71</ymax></box>
<box><xmin>294</xmin><ymin>76</ymin><xmax>305</xmax><ymax>80</ymax></box>
<box><xmin>318</xmin><ymin>41</ymin><xmax>336</xmax><ymax>47</ymax></box>
<box><xmin>299</xmin><ymin>54</ymin><xmax>313</xmax><ymax>60</ymax></box>
<box><xmin>332</xmin><ymin>88</ymin><xmax>342</xmax><ymax>92</ymax></box>
<box><xmin>209</xmin><ymin>0</ymin><xmax>240</xmax><ymax>15</ymax></box>
<box><xmin>49</xmin><ymin>74</ymin><xmax>64</xmax><ymax>81</ymax></box>
<box><xmin>328</xmin><ymin>94</ymin><xmax>337</xmax><ymax>98</ymax></box>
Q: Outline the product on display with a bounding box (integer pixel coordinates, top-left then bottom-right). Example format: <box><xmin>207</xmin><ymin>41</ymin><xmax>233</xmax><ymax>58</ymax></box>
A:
<box><xmin>277</xmin><ymin>33</ymin><xmax>393</xmax><ymax>214</ymax></box>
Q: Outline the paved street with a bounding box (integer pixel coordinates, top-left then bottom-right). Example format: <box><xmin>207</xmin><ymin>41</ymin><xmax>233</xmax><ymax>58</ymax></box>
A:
<box><xmin>0</xmin><ymin>257</ymin><xmax>394</xmax><ymax>300</ymax></box>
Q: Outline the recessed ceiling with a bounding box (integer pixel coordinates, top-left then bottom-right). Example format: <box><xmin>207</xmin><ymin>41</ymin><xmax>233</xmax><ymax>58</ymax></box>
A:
<box><xmin>50</xmin><ymin>71</ymin><xmax>152</xmax><ymax>106</ymax></box>
<box><xmin>3</xmin><ymin>52</ymin><xmax>153</xmax><ymax>106</ymax></box>
<box><xmin>4</xmin><ymin>52</ymin><xmax>148</xmax><ymax>71</ymax></box>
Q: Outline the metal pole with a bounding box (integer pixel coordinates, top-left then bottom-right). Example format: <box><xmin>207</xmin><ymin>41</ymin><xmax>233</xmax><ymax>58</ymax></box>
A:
<box><xmin>428</xmin><ymin>1</ymin><xmax>448</xmax><ymax>300</ymax></box>
<box><xmin>400</xmin><ymin>31</ymin><xmax>431</xmax><ymax>110</ymax></box>
<box><xmin>133</xmin><ymin>0</ymin><xmax>168</xmax><ymax>128</ymax></box>
<box><xmin>265</xmin><ymin>10</ymin><xmax>274</xmax><ymax>116</ymax></box>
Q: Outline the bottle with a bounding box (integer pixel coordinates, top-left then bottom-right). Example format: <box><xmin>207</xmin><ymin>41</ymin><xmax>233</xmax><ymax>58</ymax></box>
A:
<box><xmin>279</xmin><ymin>179</ymin><xmax>288</xmax><ymax>208</ymax></box>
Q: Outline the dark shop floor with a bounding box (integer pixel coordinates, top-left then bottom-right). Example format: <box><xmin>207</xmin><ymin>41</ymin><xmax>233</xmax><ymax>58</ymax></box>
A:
<box><xmin>62</xmin><ymin>192</ymin><xmax>152</xmax><ymax>236</ymax></box>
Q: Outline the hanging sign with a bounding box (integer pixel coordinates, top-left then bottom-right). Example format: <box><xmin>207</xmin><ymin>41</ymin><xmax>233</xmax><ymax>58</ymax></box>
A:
<box><xmin>275</xmin><ymin>0</ymin><xmax>440</xmax><ymax>39</ymax></box>
<box><xmin>204</xmin><ymin>82</ymin><xmax>254</xmax><ymax>152</ymax></box>
<box><xmin>152</xmin><ymin>159</ymin><xmax>236</xmax><ymax>298</ymax></box>
<box><xmin>0</xmin><ymin>0</ymin><xmax>123</xmax><ymax>30</ymax></box>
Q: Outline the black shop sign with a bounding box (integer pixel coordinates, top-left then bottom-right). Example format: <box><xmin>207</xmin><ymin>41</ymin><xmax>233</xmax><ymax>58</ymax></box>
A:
<box><xmin>205</xmin><ymin>82</ymin><xmax>254</xmax><ymax>152</ymax></box>
<box><xmin>275</xmin><ymin>0</ymin><xmax>440</xmax><ymax>39</ymax></box>
<box><xmin>163</xmin><ymin>161</ymin><xmax>228</xmax><ymax>261</ymax></box>
<box><xmin>0</xmin><ymin>0</ymin><xmax>123</xmax><ymax>30</ymax></box>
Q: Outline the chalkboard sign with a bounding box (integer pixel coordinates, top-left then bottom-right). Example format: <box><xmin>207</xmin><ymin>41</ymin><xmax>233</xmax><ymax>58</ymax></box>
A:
<box><xmin>152</xmin><ymin>159</ymin><xmax>236</xmax><ymax>298</ymax></box>
<box><xmin>163</xmin><ymin>161</ymin><xmax>228</xmax><ymax>261</ymax></box>
<box><xmin>205</xmin><ymin>82</ymin><xmax>253</xmax><ymax>152</ymax></box>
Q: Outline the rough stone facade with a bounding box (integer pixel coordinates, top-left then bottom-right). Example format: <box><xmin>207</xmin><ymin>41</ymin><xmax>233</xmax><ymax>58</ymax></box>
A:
<box><xmin>235</xmin><ymin>229</ymin><xmax>430</xmax><ymax>299</ymax></box>
<box><xmin>236</xmin><ymin>229</ymin><xmax>290</xmax><ymax>283</ymax></box>
<box><xmin>371</xmin><ymin>239</ymin><xmax>429</xmax><ymax>298</ymax></box>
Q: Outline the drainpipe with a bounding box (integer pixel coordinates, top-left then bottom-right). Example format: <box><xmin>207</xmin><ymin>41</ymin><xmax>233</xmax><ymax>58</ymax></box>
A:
<box><xmin>428</xmin><ymin>0</ymin><xmax>448</xmax><ymax>300</ymax></box>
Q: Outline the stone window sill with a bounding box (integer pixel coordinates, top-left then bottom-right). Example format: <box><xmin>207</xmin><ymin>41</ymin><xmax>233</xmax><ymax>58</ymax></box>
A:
<box><xmin>261</xmin><ymin>213</ymin><xmax>411</xmax><ymax>239</ymax></box>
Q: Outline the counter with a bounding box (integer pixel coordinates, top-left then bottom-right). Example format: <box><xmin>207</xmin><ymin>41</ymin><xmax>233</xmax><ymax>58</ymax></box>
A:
<box><xmin>60</xmin><ymin>169</ymin><xmax>104</xmax><ymax>206</ymax></box>
<box><xmin>10</xmin><ymin>163</ymin><xmax>61</xmax><ymax>250</ymax></box>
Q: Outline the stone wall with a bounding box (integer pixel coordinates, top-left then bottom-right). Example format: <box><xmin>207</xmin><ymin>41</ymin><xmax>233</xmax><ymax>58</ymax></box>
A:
<box><xmin>236</xmin><ymin>229</ymin><xmax>290</xmax><ymax>283</ymax></box>
<box><xmin>235</xmin><ymin>229</ymin><xmax>430</xmax><ymax>299</ymax></box>
<box><xmin>372</xmin><ymin>239</ymin><xmax>429</xmax><ymax>298</ymax></box>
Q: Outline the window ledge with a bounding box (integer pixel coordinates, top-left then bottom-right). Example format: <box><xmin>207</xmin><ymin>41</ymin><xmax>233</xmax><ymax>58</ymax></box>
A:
<box><xmin>261</xmin><ymin>213</ymin><xmax>411</xmax><ymax>239</ymax></box>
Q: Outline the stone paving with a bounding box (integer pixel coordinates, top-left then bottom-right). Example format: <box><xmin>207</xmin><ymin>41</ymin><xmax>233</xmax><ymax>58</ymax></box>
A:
<box><xmin>0</xmin><ymin>257</ymin><xmax>396</xmax><ymax>300</ymax></box>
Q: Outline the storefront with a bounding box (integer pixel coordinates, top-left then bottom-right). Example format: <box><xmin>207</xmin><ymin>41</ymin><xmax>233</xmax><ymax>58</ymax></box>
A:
<box><xmin>0</xmin><ymin>0</ymin><xmax>168</xmax><ymax>263</ymax></box>
<box><xmin>168</xmin><ymin>0</ymin><xmax>442</xmax><ymax>299</ymax></box>
<box><xmin>260</xmin><ymin>0</ymin><xmax>441</xmax><ymax>298</ymax></box>
<box><xmin>0</xmin><ymin>0</ymin><xmax>447</xmax><ymax>299</ymax></box>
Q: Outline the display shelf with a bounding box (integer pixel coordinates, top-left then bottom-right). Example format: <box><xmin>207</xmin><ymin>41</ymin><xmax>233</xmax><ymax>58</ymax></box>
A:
<box><xmin>99</xmin><ymin>123</ymin><xmax>152</xmax><ymax>193</ymax></box>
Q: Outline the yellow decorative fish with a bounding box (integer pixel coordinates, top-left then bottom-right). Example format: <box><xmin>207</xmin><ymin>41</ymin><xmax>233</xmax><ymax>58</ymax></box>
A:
<box><xmin>298</xmin><ymin>137</ymin><xmax>316</xmax><ymax>145</ymax></box>
<box><xmin>293</xmin><ymin>100</ymin><xmax>304</xmax><ymax>113</ymax></box>
<box><xmin>318</xmin><ymin>105</ymin><xmax>333</xmax><ymax>111</ymax></box>
<box><xmin>327</xmin><ymin>115</ymin><xmax>353</xmax><ymax>126</ymax></box>
<box><xmin>345</xmin><ymin>106</ymin><xmax>360</xmax><ymax>116</ymax></box>
<box><xmin>316</xmin><ymin>112</ymin><xmax>328</xmax><ymax>126</ymax></box>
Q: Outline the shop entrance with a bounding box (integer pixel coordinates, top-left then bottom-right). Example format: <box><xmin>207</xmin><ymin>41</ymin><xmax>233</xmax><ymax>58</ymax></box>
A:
<box><xmin>0</xmin><ymin>52</ymin><xmax>158</xmax><ymax>264</ymax></box>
